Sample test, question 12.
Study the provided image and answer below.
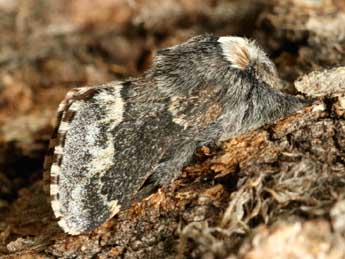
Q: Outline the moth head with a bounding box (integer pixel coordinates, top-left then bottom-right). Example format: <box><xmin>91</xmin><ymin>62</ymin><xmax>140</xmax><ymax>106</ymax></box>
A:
<box><xmin>218</xmin><ymin>36</ymin><xmax>280</xmax><ymax>88</ymax></box>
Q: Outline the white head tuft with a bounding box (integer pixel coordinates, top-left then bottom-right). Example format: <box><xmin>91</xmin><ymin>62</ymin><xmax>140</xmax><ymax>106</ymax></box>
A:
<box><xmin>218</xmin><ymin>36</ymin><xmax>262</xmax><ymax>70</ymax></box>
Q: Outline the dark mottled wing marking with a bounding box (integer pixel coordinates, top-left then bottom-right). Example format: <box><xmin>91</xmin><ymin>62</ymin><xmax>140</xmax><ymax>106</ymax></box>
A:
<box><xmin>43</xmin><ymin>86</ymin><xmax>96</xmax><ymax>192</ymax></box>
<box><xmin>44</xmin><ymin>80</ymin><xmax>225</xmax><ymax>235</ymax></box>
<box><xmin>131</xmin><ymin>84</ymin><xmax>225</xmax><ymax>193</ymax></box>
<box><xmin>44</xmin><ymin>82</ymin><xmax>124</xmax><ymax>235</ymax></box>
<box><xmin>168</xmin><ymin>85</ymin><xmax>224</xmax><ymax>129</ymax></box>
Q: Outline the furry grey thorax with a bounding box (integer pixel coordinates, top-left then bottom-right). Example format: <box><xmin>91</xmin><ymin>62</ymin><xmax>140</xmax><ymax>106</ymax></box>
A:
<box><xmin>148</xmin><ymin>34</ymin><xmax>306</xmax><ymax>140</ymax></box>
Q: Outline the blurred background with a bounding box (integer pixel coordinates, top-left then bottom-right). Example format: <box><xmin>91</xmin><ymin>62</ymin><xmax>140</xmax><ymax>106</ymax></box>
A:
<box><xmin>0</xmin><ymin>0</ymin><xmax>345</xmax><ymax>254</ymax></box>
<box><xmin>0</xmin><ymin>0</ymin><xmax>266</xmax><ymax>207</ymax></box>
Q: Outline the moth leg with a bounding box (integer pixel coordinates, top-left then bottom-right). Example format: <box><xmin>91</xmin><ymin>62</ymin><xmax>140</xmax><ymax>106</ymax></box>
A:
<box><xmin>195</xmin><ymin>139</ymin><xmax>219</xmax><ymax>153</ymax></box>
<box><xmin>133</xmin><ymin>128</ymin><xmax>223</xmax><ymax>203</ymax></box>
<box><xmin>133</xmin><ymin>142</ymin><xmax>196</xmax><ymax>201</ymax></box>
<box><xmin>194</xmin><ymin>124</ymin><xmax>225</xmax><ymax>156</ymax></box>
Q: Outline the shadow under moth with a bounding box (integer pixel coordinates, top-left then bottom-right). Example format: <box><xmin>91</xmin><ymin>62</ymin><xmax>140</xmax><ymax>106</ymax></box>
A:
<box><xmin>43</xmin><ymin>34</ymin><xmax>306</xmax><ymax>235</ymax></box>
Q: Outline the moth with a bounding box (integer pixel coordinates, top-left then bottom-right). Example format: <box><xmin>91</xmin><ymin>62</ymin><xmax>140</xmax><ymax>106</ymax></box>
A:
<box><xmin>43</xmin><ymin>34</ymin><xmax>306</xmax><ymax>235</ymax></box>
